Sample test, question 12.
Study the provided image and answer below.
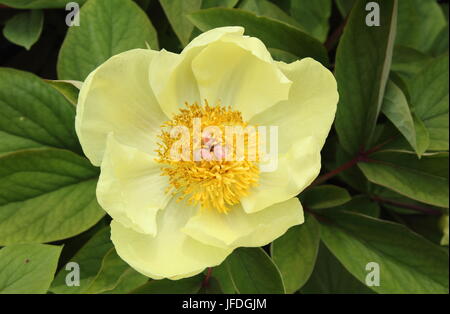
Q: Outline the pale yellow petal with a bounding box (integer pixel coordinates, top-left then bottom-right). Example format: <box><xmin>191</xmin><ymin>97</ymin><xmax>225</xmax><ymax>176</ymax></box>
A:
<box><xmin>97</xmin><ymin>134</ymin><xmax>171</xmax><ymax>236</ymax></box>
<box><xmin>182</xmin><ymin>198</ymin><xmax>303</xmax><ymax>249</ymax></box>
<box><xmin>241</xmin><ymin>58</ymin><xmax>338</xmax><ymax>213</ymax></box>
<box><xmin>191</xmin><ymin>39</ymin><xmax>291</xmax><ymax>120</ymax></box>
<box><xmin>111</xmin><ymin>199</ymin><xmax>232</xmax><ymax>280</ymax></box>
<box><xmin>76</xmin><ymin>49</ymin><xmax>167</xmax><ymax>166</ymax></box>
<box><xmin>183</xmin><ymin>26</ymin><xmax>244</xmax><ymax>51</ymax></box>
<box><xmin>149</xmin><ymin>27</ymin><xmax>244</xmax><ymax>118</ymax></box>
<box><xmin>242</xmin><ymin>136</ymin><xmax>321</xmax><ymax>213</ymax></box>
<box><xmin>150</xmin><ymin>26</ymin><xmax>290</xmax><ymax>120</ymax></box>
<box><xmin>251</xmin><ymin>57</ymin><xmax>338</xmax><ymax>153</ymax></box>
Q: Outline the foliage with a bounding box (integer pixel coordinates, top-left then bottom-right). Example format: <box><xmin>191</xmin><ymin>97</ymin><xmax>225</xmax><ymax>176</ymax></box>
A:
<box><xmin>0</xmin><ymin>0</ymin><xmax>448</xmax><ymax>294</ymax></box>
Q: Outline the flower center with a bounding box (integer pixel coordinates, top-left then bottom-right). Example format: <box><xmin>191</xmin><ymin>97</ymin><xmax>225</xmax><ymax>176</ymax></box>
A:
<box><xmin>156</xmin><ymin>101</ymin><xmax>260</xmax><ymax>213</ymax></box>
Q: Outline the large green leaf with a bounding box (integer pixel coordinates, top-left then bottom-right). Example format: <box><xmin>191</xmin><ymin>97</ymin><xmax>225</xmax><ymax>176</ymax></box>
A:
<box><xmin>0</xmin><ymin>68</ymin><xmax>80</xmax><ymax>155</ymax></box>
<box><xmin>335</xmin><ymin>0</ymin><xmax>357</xmax><ymax>17</ymax></box>
<box><xmin>284</xmin><ymin>0</ymin><xmax>331</xmax><ymax>42</ymax></box>
<box><xmin>57</xmin><ymin>0</ymin><xmax>158</xmax><ymax>81</ymax></box>
<box><xmin>238</xmin><ymin>0</ymin><xmax>303</xmax><ymax>30</ymax></box>
<box><xmin>334</xmin><ymin>0</ymin><xmax>398</xmax><ymax>155</ymax></box>
<box><xmin>408</xmin><ymin>54</ymin><xmax>449</xmax><ymax>151</ymax></box>
<box><xmin>188</xmin><ymin>8</ymin><xmax>328</xmax><ymax>64</ymax></box>
<box><xmin>271</xmin><ymin>214</ymin><xmax>320</xmax><ymax>293</ymax></box>
<box><xmin>320</xmin><ymin>211</ymin><xmax>449</xmax><ymax>294</ymax></box>
<box><xmin>45</xmin><ymin>80</ymin><xmax>80</xmax><ymax>106</ymax></box>
<box><xmin>381</xmin><ymin>80</ymin><xmax>429</xmax><ymax>156</ymax></box>
<box><xmin>201</xmin><ymin>0</ymin><xmax>238</xmax><ymax>9</ymax></box>
<box><xmin>391</xmin><ymin>46</ymin><xmax>433</xmax><ymax>83</ymax></box>
<box><xmin>159</xmin><ymin>0</ymin><xmax>202</xmax><ymax>46</ymax></box>
<box><xmin>396</xmin><ymin>0</ymin><xmax>446</xmax><ymax>53</ymax></box>
<box><xmin>332</xmin><ymin>195</ymin><xmax>380</xmax><ymax>218</ymax></box>
<box><xmin>301</xmin><ymin>243</ymin><xmax>374</xmax><ymax>294</ymax></box>
<box><xmin>3</xmin><ymin>10</ymin><xmax>44</xmax><ymax>50</ymax></box>
<box><xmin>225</xmin><ymin>247</ymin><xmax>285</xmax><ymax>294</ymax></box>
<box><xmin>211</xmin><ymin>261</ymin><xmax>235</xmax><ymax>294</ymax></box>
<box><xmin>0</xmin><ymin>149</ymin><xmax>104</xmax><ymax>245</ymax></box>
<box><xmin>85</xmin><ymin>248</ymin><xmax>145</xmax><ymax>294</ymax></box>
<box><xmin>132</xmin><ymin>275</ymin><xmax>204</xmax><ymax>294</ymax></box>
<box><xmin>359</xmin><ymin>151</ymin><xmax>448</xmax><ymax>208</ymax></box>
<box><xmin>51</xmin><ymin>226</ymin><xmax>113</xmax><ymax>294</ymax></box>
<box><xmin>102</xmin><ymin>270</ymin><xmax>148</xmax><ymax>294</ymax></box>
<box><xmin>300</xmin><ymin>185</ymin><xmax>351</xmax><ymax>209</ymax></box>
<box><xmin>0</xmin><ymin>0</ymin><xmax>86</xmax><ymax>8</ymax></box>
<box><xmin>0</xmin><ymin>244</ymin><xmax>62</xmax><ymax>294</ymax></box>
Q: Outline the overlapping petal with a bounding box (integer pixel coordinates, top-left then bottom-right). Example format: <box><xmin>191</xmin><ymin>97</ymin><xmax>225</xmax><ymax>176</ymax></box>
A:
<box><xmin>111</xmin><ymin>198</ymin><xmax>232</xmax><ymax>280</ymax></box>
<box><xmin>182</xmin><ymin>197</ymin><xmax>303</xmax><ymax>249</ymax></box>
<box><xmin>242</xmin><ymin>58</ymin><xmax>338</xmax><ymax>213</ymax></box>
<box><xmin>97</xmin><ymin>135</ymin><xmax>171</xmax><ymax>236</ymax></box>
<box><xmin>149</xmin><ymin>26</ymin><xmax>291</xmax><ymax>120</ymax></box>
<box><xmin>76</xmin><ymin>49</ymin><xmax>167</xmax><ymax>166</ymax></box>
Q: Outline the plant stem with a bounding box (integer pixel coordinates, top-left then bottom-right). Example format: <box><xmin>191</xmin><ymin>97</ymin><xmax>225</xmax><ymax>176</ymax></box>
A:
<box><xmin>310</xmin><ymin>156</ymin><xmax>360</xmax><ymax>187</ymax></box>
<box><xmin>202</xmin><ymin>267</ymin><xmax>213</xmax><ymax>287</ymax></box>
<box><xmin>325</xmin><ymin>16</ymin><xmax>348</xmax><ymax>52</ymax></box>
<box><xmin>310</xmin><ymin>136</ymin><xmax>396</xmax><ymax>187</ymax></box>
<box><xmin>371</xmin><ymin>196</ymin><xmax>442</xmax><ymax>216</ymax></box>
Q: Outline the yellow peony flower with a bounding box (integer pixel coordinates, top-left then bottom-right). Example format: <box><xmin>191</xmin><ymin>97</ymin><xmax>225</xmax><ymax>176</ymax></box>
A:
<box><xmin>75</xmin><ymin>27</ymin><xmax>338</xmax><ymax>280</ymax></box>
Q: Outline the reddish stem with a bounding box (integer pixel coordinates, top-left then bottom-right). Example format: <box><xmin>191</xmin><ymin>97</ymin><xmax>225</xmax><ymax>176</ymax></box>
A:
<box><xmin>371</xmin><ymin>196</ymin><xmax>442</xmax><ymax>216</ymax></box>
<box><xmin>310</xmin><ymin>156</ymin><xmax>360</xmax><ymax>187</ymax></box>
<box><xmin>325</xmin><ymin>16</ymin><xmax>348</xmax><ymax>52</ymax></box>
<box><xmin>202</xmin><ymin>267</ymin><xmax>213</xmax><ymax>287</ymax></box>
<box><xmin>310</xmin><ymin>137</ymin><xmax>395</xmax><ymax>188</ymax></box>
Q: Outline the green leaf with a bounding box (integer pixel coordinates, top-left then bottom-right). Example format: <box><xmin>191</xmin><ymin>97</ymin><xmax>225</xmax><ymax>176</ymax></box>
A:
<box><xmin>396</xmin><ymin>0</ymin><xmax>446</xmax><ymax>53</ymax></box>
<box><xmin>45</xmin><ymin>80</ymin><xmax>80</xmax><ymax>106</ymax></box>
<box><xmin>225</xmin><ymin>247</ymin><xmax>285</xmax><ymax>294</ymax></box>
<box><xmin>300</xmin><ymin>185</ymin><xmax>351</xmax><ymax>209</ymax></box>
<box><xmin>271</xmin><ymin>214</ymin><xmax>320</xmax><ymax>293</ymax></box>
<box><xmin>198</xmin><ymin>277</ymin><xmax>223</xmax><ymax>294</ymax></box>
<box><xmin>268</xmin><ymin>48</ymin><xmax>298</xmax><ymax>63</ymax></box>
<box><xmin>285</xmin><ymin>0</ymin><xmax>332</xmax><ymax>42</ymax></box>
<box><xmin>211</xmin><ymin>262</ymin><xmax>235</xmax><ymax>294</ymax></box>
<box><xmin>359</xmin><ymin>151</ymin><xmax>449</xmax><ymax>208</ymax></box>
<box><xmin>391</xmin><ymin>46</ymin><xmax>433</xmax><ymax>83</ymax></box>
<box><xmin>409</xmin><ymin>54</ymin><xmax>449</xmax><ymax>151</ymax></box>
<box><xmin>0</xmin><ymin>0</ymin><xmax>86</xmax><ymax>8</ymax></box>
<box><xmin>188</xmin><ymin>8</ymin><xmax>328</xmax><ymax>65</ymax></box>
<box><xmin>85</xmin><ymin>248</ymin><xmax>137</xmax><ymax>294</ymax></box>
<box><xmin>370</xmin><ymin>185</ymin><xmax>445</xmax><ymax>216</ymax></box>
<box><xmin>333</xmin><ymin>195</ymin><xmax>380</xmax><ymax>218</ymax></box>
<box><xmin>132</xmin><ymin>275</ymin><xmax>204</xmax><ymax>294</ymax></box>
<box><xmin>201</xmin><ymin>0</ymin><xmax>238</xmax><ymax>9</ymax></box>
<box><xmin>430</xmin><ymin>24</ymin><xmax>449</xmax><ymax>56</ymax></box>
<box><xmin>0</xmin><ymin>68</ymin><xmax>80</xmax><ymax>155</ymax></box>
<box><xmin>301</xmin><ymin>243</ymin><xmax>374</xmax><ymax>294</ymax></box>
<box><xmin>334</xmin><ymin>0</ymin><xmax>397</xmax><ymax>155</ymax></box>
<box><xmin>238</xmin><ymin>0</ymin><xmax>303</xmax><ymax>30</ymax></box>
<box><xmin>320</xmin><ymin>211</ymin><xmax>449</xmax><ymax>294</ymax></box>
<box><xmin>57</xmin><ymin>0</ymin><xmax>158</xmax><ymax>81</ymax></box>
<box><xmin>0</xmin><ymin>244</ymin><xmax>62</xmax><ymax>294</ymax></box>
<box><xmin>0</xmin><ymin>149</ymin><xmax>104</xmax><ymax>245</ymax></box>
<box><xmin>159</xmin><ymin>0</ymin><xmax>202</xmax><ymax>47</ymax></box>
<box><xmin>51</xmin><ymin>227</ymin><xmax>113</xmax><ymax>294</ymax></box>
<box><xmin>3</xmin><ymin>10</ymin><xmax>44</xmax><ymax>50</ymax></box>
<box><xmin>335</xmin><ymin>0</ymin><xmax>357</xmax><ymax>17</ymax></box>
<box><xmin>381</xmin><ymin>80</ymin><xmax>428</xmax><ymax>156</ymax></box>
<box><xmin>102</xmin><ymin>269</ymin><xmax>148</xmax><ymax>294</ymax></box>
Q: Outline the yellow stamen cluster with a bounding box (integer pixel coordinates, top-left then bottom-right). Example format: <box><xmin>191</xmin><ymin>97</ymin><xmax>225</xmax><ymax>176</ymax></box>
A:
<box><xmin>156</xmin><ymin>102</ymin><xmax>259</xmax><ymax>213</ymax></box>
